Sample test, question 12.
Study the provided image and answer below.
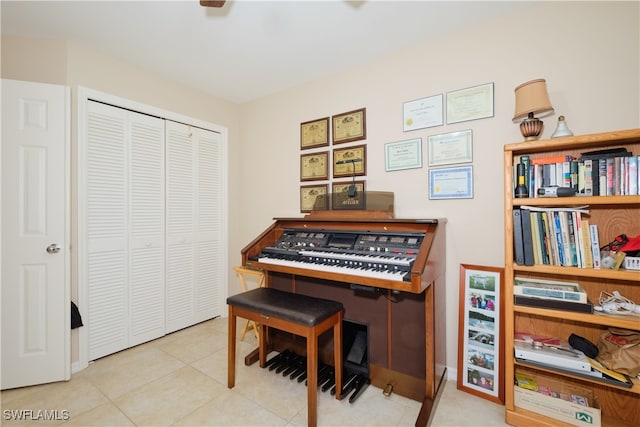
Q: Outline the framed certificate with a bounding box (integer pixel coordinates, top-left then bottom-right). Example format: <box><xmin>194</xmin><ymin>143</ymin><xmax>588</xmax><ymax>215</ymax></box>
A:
<box><xmin>300</xmin><ymin>184</ymin><xmax>328</xmax><ymax>213</ymax></box>
<box><xmin>332</xmin><ymin>180</ymin><xmax>365</xmax><ymax>196</ymax></box>
<box><xmin>332</xmin><ymin>108</ymin><xmax>366</xmax><ymax>144</ymax></box>
<box><xmin>300</xmin><ymin>117</ymin><xmax>329</xmax><ymax>150</ymax></box>
<box><xmin>385</xmin><ymin>138</ymin><xmax>422</xmax><ymax>172</ymax></box>
<box><xmin>300</xmin><ymin>151</ymin><xmax>329</xmax><ymax>181</ymax></box>
<box><xmin>403</xmin><ymin>94</ymin><xmax>443</xmax><ymax>131</ymax></box>
<box><xmin>428</xmin><ymin>130</ymin><xmax>473</xmax><ymax>167</ymax></box>
<box><xmin>446</xmin><ymin>83</ymin><xmax>494</xmax><ymax>124</ymax></box>
<box><xmin>429</xmin><ymin>165</ymin><xmax>473</xmax><ymax>199</ymax></box>
<box><xmin>333</xmin><ymin>145</ymin><xmax>366</xmax><ymax>178</ymax></box>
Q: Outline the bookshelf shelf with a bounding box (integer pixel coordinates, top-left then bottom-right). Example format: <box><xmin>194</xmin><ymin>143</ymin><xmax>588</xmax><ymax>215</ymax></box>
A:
<box><xmin>512</xmin><ymin>264</ymin><xmax>640</xmax><ymax>281</ymax></box>
<box><xmin>513</xmin><ymin>305</ymin><xmax>640</xmax><ymax>330</ymax></box>
<box><xmin>514</xmin><ymin>360</ymin><xmax>640</xmax><ymax>394</ymax></box>
<box><xmin>513</xmin><ymin>195</ymin><xmax>640</xmax><ymax>207</ymax></box>
<box><xmin>504</xmin><ymin>128</ymin><xmax>640</xmax><ymax>427</ymax></box>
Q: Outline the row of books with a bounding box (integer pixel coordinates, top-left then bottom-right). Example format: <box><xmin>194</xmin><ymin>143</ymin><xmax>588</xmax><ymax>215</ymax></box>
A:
<box><xmin>513</xmin><ymin>206</ymin><xmax>600</xmax><ymax>268</ymax></box>
<box><xmin>516</xmin><ymin>148</ymin><xmax>639</xmax><ymax>197</ymax></box>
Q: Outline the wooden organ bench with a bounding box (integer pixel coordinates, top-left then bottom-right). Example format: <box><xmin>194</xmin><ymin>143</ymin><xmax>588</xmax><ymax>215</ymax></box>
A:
<box><xmin>227</xmin><ymin>287</ymin><xmax>343</xmax><ymax>427</ymax></box>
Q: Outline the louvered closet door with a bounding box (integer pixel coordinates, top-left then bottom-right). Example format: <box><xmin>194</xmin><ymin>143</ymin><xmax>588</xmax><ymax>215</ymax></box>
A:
<box><xmin>85</xmin><ymin>101</ymin><xmax>165</xmax><ymax>360</ymax></box>
<box><xmin>195</xmin><ymin>129</ymin><xmax>224</xmax><ymax>322</ymax></box>
<box><xmin>165</xmin><ymin>121</ymin><xmax>224</xmax><ymax>332</ymax></box>
<box><xmin>128</xmin><ymin>111</ymin><xmax>165</xmax><ymax>346</ymax></box>
<box><xmin>85</xmin><ymin>101</ymin><xmax>128</xmax><ymax>360</ymax></box>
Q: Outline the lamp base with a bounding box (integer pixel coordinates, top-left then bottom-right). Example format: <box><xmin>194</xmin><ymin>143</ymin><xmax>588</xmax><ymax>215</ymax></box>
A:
<box><xmin>520</xmin><ymin>116</ymin><xmax>544</xmax><ymax>141</ymax></box>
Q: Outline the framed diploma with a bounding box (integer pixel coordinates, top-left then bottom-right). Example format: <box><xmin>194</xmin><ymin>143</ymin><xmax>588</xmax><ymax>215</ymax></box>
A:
<box><xmin>385</xmin><ymin>138</ymin><xmax>422</xmax><ymax>172</ymax></box>
<box><xmin>403</xmin><ymin>94</ymin><xmax>443</xmax><ymax>132</ymax></box>
<box><xmin>333</xmin><ymin>144</ymin><xmax>366</xmax><ymax>178</ymax></box>
<box><xmin>300</xmin><ymin>184</ymin><xmax>328</xmax><ymax>213</ymax></box>
<box><xmin>300</xmin><ymin>151</ymin><xmax>329</xmax><ymax>181</ymax></box>
<box><xmin>446</xmin><ymin>83</ymin><xmax>494</xmax><ymax>124</ymax></box>
<box><xmin>300</xmin><ymin>117</ymin><xmax>329</xmax><ymax>149</ymax></box>
<box><xmin>332</xmin><ymin>108</ymin><xmax>366</xmax><ymax>144</ymax></box>
<box><xmin>429</xmin><ymin>165</ymin><xmax>473</xmax><ymax>199</ymax></box>
<box><xmin>428</xmin><ymin>130</ymin><xmax>473</xmax><ymax>167</ymax></box>
<box><xmin>332</xmin><ymin>180</ymin><xmax>365</xmax><ymax>196</ymax></box>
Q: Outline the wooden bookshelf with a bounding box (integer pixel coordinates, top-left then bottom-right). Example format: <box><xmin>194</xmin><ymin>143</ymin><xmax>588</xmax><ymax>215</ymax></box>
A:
<box><xmin>503</xmin><ymin>128</ymin><xmax>640</xmax><ymax>426</ymax></box>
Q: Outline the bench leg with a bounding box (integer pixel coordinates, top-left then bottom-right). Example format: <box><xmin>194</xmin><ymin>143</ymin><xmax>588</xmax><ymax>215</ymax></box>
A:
<box><xmin>333</xmin><ymin>312</ymin><xmax>342</xmax><ymax>400</ymax></box>
<box><xmin>259</xmin><ymin>323</ymin><xmax>268</xmax><ymax>367</ymax></box>
<box><xmin>307</xmin><ymin>328</ymin><xmax>318</xmax><ymax>427</ymax></box>
<box><xmin>228</xmin><ymin>306</ymin><xmax>236</xmax><ymax>389</ymax></box>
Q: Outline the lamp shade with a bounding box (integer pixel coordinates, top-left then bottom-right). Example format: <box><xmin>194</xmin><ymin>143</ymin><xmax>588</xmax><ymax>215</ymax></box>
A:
<box><xmin>512</xmin><ymin>79</ymin><xmax>554</xmax><ymax>122</ymax></box>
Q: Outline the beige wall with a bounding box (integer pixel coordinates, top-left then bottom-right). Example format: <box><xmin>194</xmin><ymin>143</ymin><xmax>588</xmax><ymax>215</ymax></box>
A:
<box><xmin>235</xmin><ymin>1</ymin><xmax>639</xmax><ymax>375</ymax></box>
<box><xmin>2</xmin><ymin>1</ymin><xmax>639</xmax><ymax>377</ymax></box>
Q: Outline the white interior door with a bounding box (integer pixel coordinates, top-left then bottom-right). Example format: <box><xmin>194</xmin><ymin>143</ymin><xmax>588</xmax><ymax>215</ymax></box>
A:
<box><xmin>1</xmin><ymin>79</ymin><xmax>70</xmax><ymax>389</ymax></box>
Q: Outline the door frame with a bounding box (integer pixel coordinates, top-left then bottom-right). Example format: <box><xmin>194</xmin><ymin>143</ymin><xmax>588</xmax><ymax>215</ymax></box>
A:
<box><xmin>76</xmin><ymin>87</ymin><xmax>229</xmax><ymax>372</ymax></box>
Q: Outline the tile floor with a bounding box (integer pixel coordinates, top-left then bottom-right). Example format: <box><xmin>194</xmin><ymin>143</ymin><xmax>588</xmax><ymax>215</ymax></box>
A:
<box><xmin>1</xmin><ymin>317</ymin><xmax>508</xmax><ymax>426</ymax></box>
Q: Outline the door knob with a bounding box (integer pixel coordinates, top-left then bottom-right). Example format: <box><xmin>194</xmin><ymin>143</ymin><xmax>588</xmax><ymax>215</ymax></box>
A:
<box><xmin>46</xmin><ymin>244</ymin><xmax>61</xmax><ymax>254</ymax></box>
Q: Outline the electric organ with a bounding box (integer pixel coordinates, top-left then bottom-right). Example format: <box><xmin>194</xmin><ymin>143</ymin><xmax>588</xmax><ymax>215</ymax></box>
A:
<box><xmin>239</xmin><ymin>200</ymin><xmax>447</xmax><ymax>425</ymax></box>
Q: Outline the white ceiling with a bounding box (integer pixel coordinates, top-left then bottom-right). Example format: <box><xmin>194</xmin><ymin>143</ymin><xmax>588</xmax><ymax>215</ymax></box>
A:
<box><xmin>1</xmin><ymin>1</ymin><xmax>533</xmax><ymax>103</ymax></box>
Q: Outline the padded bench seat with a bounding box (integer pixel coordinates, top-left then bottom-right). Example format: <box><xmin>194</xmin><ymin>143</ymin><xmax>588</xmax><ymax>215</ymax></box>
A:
<box><xmin>227</xmin><ymin>287</ymin><xmax>343</xmax><ymax>427</ymax></box>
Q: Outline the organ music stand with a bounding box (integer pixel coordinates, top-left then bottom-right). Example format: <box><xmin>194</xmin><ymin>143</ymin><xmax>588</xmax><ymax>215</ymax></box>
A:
<box><xmin>233</xmin><ymin>266</ymin><xmax>265</xmax><ymax>342</ymax></box>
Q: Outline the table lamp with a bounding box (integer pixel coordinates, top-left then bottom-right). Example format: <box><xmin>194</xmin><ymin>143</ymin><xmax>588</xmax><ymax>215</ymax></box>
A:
<box><xmin>513</xmin><ymin>79</ymin><xmax>554</xmax><ymax>141</ymax></box>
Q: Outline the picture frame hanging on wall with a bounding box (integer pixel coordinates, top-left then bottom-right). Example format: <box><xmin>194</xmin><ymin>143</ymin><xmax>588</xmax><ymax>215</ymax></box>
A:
<box><xmin>300</xmin><ymin>151</ymin><xmax>329</xmax><ymax>181</ymax></box>
<box><xmin>457</xmin><ymin>264</ymin><xmax>504</xmax><ymax>404</ymax></box>
<box><xmin>333</xmin><ymin>144</ymin><xmax>366</xmax><ymax>179</ymax></box>
<box><xmin>446</xmin><ymin>82</ymin><xmax>494</xmax><ymax>124</ymax></box>
<box><xmin>300</xmin><ymin>184</ymin><xmax>328</xmax><ymax>213</ymax></box>
<box><xmin>332</xmin><ymin>108</ymin><xmax>366</xmax><ymax>144</ymax></box>
<box><xmin>403</xmin><ymin>94</ymin><xmax>443</xmax><ymax>132</ymax></box>
<box><xmin>300</xmin><ymin>117</ymin><xmax>330</xmax><ymax>150</ymax></box>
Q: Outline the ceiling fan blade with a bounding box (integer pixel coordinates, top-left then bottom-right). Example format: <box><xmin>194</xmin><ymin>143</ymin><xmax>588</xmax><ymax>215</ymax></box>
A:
<box><xmin>200</xmin><ymin>0</ymin><xmax>226</xmax><ymax>7</ymax></box>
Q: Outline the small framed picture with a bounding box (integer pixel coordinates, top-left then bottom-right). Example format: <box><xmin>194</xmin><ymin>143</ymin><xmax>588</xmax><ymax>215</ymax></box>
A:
<box><xmin>457</xmin><ymin>264</ymin><xmax>504</xmax><ymax>404</ymax></box>
<box><xmin>333</xmin><ymin>145</ymin><xmax>366</xmax><ymax>179</ymax></box>
<box><xmin>332</xmin><ymin>108</ymin><xmax>366</xmax><ymax>144</ymax></box>
<box><xmin>300</xmin><ymin>184</ymin><xmax>328</xmax><ymax>213</ymax></box>
<box><xmin>300</xmin><ymin>151</ymin><xmax>329</xmax><ymax>182</ymax></box>
<box><xmin>300</xmin><ymin>117</ymin><xmax>330</xmax><ymax>150</ymax></box>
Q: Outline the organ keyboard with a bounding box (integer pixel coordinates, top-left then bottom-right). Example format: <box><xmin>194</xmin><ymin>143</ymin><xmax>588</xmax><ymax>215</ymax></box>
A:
<box><xmin>243</xmin><ymin>217</ymin><xmax>444</xmax><ymax>294</ymax></box>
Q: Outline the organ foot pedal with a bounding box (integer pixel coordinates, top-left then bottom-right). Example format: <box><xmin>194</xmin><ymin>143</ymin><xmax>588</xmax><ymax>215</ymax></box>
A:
<box><xmin>262</xmin><ymin>350</ymin><xmax>370</xmax><ymax>403</ymax></box>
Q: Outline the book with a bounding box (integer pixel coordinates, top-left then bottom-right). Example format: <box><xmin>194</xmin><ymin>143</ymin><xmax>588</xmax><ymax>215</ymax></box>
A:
<box><xmin>513</xmin><ymin>209</ymin><xmax>525</xmax><ymax>265</ymax></box>
<box><xmin>629</xmin><ymin>156</ymin><xmax>638</xmax><ymax>195</ymax></box>
<box><xmin>521</xmin><ymin>208</ymin><xmax>535</xmax><ymax>266</ymax></box>
<box><xmin>514</xmin><ymin>295</ymin><xmax>593</xmax><ymax>313</ymax></box>
<box><xmin>531</xmin><ymin>154</ymin><xmax>573</xmax><ymax>165</ymax></box>
<box><xmin>514</xmin><ymin>277</ymin><xmax>587</xmax><ymax>303</ymax></box>
<box><xmin>590</xmin><ymin>224</ymin><xmax>601</xmax><ymax>268</ymax></box>
<box><xmin>583</xmin><ymin>159</ymin><xmax>593</xmax><ymax>195</ymax></box>
<box><xmin>580</xmin><ymin>219</ymin><xmax>593</xmax><ymax>268</ymax></box>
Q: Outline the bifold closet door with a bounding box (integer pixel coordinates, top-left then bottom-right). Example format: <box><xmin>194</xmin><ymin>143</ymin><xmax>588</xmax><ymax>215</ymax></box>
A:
<box><xmin>84</xmin><ymin>101</ymin><xmax>165</xmax><ymax>360</ymax></box>
<box><xmin>165</xmin><ymin>121</ymin><xmax>224</xmax><ymax>333</ymax></box>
